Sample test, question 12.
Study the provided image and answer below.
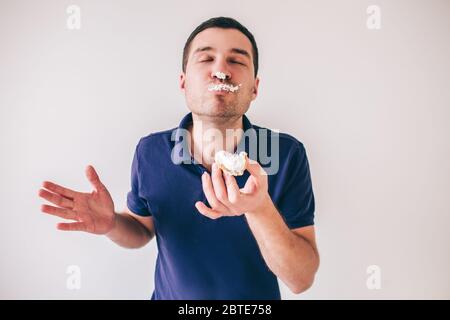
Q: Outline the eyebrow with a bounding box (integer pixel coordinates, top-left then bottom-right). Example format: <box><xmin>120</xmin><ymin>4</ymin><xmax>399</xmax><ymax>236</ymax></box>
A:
<box><xmin>192</xmin><ymin>46</ymin><xmax>251</xmax><ymax>60</ymax></box>
<box><xmin>230</xmin><ymin>48</ymin><xmax>251</xmax><ymax>60</ymax></box>
<box><xmin>192</xmin><ymin>46</ymin><xmax>214</xmax><ymax>55</ymax></box>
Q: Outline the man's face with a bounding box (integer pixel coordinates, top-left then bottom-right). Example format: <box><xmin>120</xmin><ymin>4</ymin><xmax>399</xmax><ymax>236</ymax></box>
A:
<box><xmin>180</xmin><ymin>28</ymin><xmax>259</xmax><ymax>119</ymax></box>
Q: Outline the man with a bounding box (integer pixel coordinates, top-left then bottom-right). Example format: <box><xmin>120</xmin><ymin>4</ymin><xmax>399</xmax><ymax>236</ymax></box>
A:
<box><xmin>38</xmin><ymin>17</ymin><xmax>319</xmax><ymax>300</ymax></box>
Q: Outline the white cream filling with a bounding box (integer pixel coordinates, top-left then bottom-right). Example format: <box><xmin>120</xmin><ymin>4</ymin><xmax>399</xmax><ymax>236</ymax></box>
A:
<box><xmin>214</xmin><ymin>151</ymin><xmax>247</xmax><ymax>176</ymax></box>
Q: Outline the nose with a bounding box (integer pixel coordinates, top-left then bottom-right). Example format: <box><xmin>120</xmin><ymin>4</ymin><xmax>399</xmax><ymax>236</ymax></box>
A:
<box><xmin>211</xmin><ymin>70</ymin><xmax>231</xmax><ymax>81</ymax></box>
<box><xmin>210</xmin><ymin>56</ymin><xmax>231</xmax><ymax>81</ymax></box>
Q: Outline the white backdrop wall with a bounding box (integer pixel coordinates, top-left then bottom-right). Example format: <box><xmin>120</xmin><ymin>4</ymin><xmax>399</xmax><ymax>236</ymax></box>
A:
<box><xmin>1</xmin><ymin>0</ymin><xmax>449</xmax><ymax>299</ymax></box>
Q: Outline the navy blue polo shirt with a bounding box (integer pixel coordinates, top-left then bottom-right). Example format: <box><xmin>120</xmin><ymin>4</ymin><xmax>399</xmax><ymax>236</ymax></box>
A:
<box><xmin>127</xmin><ymin>112</ymin><xmax>315</xmax><ymax>300</ymax></box>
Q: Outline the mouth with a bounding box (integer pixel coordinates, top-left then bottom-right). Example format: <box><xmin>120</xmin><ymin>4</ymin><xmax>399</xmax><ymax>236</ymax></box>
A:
<box><xmin>207</xmin><ymin>83</ymin><xmax>242</xmax><ymax>93</ymax></box>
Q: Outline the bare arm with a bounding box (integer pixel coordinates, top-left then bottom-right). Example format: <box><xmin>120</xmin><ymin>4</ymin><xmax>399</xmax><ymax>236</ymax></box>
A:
<box><xmin>38</xmin><ymin>165</ymin><xmax>154</xmax><ymax>249</ymax></box>
<box><xmin>245</xmin><ymin>200</ymin><xmax>319</xmax><ymax>294</ymax></box>
<box><xmin>106</xmin><ymin>208</ymin><xmax>155</xmax><ymax>249</ymax></box>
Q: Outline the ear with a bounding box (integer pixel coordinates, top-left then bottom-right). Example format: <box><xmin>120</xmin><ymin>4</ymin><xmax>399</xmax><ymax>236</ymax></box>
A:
<box><xmin>180</xmin><ymin>72</ymin><xmax>186</xmax><ymax>91</ymax></box>
<box><xmin>251</xmin><ymin>77</ymin><xmax>260</xmax><ymax>101</ymax></box>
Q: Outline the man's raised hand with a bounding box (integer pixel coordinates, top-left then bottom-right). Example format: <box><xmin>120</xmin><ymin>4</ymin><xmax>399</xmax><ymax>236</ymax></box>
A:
<box><xmin>38</xmin><ymin>165</ymin><xmax>116</xmax><ymax>234</ymax></box>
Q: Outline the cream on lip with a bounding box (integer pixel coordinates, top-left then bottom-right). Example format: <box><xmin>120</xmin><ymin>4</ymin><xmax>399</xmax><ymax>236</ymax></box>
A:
<box><xmin>208</xmin><ymin>71</ymin><xmax>242</xmax><ymax>92</ymax></box>
<box><xmin>208</xmin><ymin>83</ymin><xmax>242</xmax><ymax>92</ymax></box>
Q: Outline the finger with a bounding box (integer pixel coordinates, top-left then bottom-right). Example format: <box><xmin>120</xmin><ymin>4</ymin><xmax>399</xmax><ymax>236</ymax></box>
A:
<box><xmin>201</xmin><ymin>171</ymin><xmax>229</xmax><ymax>212</ymax></box>
<box><xmin>195</xmin><ymin>201</ymin><xmax>222</xmax><ymax>220</ymax></box>
<box><xmin>38</xmin><ymin>188</ymin><xmax>74</xmax><ymax>209</ymax></box>
<box><xmin>211</xmin><ymin>163</ymin><xmax>233</xmax><ymax>207</ymax></box>
<box><xmin>42</xmin><ymin>181</ymin><xmax>76</xmax><ymax>199</ymax></box>
<box><xmin>41</xmin><ymin>204</ymin><xmax>77</xmax><ymax>220</ymax></box>
<box><xmin>240</xmin><ymin>179</ymin><xmax>257</xmax><ymax>194</ymax></box>
<box><xmin>85</xmin><ymin>165</ymin><xmax>105</xmax><ymax>192</ymax></box>
<box><xmin>57</xmin><ymin>222</ymin><xmax>87</xmax><ymax>232</ymax></box>
<box><xmin>246</xmin><ymin>158</ymin><xmax>267</xmax><ymax>177</ymax></box>
<box><xmin>223</xmin><ymin>172</ymin><xmax>243</xmax><ymax>204</ymax></box>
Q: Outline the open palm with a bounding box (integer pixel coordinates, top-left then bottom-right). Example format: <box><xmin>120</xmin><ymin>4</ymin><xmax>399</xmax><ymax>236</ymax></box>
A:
<box><xmin>38</xmin><ymin>165</ymin><xmax>115</xmax><ymax>234</ymax></box>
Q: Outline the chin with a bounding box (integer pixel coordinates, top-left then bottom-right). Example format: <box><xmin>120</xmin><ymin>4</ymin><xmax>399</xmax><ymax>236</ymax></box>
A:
<box><xmin>192</xmin><ymin>108</ymin><xmax>238</xmax><ymax>119</ymax></box>
<box><xmin>187</xmin><ymin>97</ymin><xmax>249</xmax><ymax>119</ymax></box>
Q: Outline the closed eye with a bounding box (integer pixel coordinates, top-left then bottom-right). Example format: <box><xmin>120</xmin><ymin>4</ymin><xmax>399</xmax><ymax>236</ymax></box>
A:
<box><xmin>230</xmin><ymin>60</ymin><xmax>245</xmax><ymax>66</ymax></box>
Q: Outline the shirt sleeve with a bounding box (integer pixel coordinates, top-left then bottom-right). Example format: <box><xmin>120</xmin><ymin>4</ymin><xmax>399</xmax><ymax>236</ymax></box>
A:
<box><xmin>275</xmin><ymin>143</ymin><xmax>315</xmax><ymax>229</ymax></box>
<box><xmin>126</xmin><ymin>140</ymin><xmax>152</xmax><ymax>217</ymax></box>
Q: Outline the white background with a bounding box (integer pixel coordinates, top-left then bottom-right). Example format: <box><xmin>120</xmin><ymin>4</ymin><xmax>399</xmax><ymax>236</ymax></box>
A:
<box><xmin>1</xmin><ymin>0</ymin><xmax>449</xmax><ymax>299</ymax></box>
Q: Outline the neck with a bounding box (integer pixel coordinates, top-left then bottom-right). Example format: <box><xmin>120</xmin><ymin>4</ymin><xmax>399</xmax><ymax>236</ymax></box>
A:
<box><xmin>188</xmin><ymin>114</ymin><xmax>244</xmax><ymax>171</ymax></box>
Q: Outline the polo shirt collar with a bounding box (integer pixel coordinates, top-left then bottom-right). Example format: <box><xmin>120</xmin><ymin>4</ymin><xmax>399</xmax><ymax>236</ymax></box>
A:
<box><xmin>172</xmin><ymin>112</ymin><xmax>255</xmax><ymax>165</ymax></box>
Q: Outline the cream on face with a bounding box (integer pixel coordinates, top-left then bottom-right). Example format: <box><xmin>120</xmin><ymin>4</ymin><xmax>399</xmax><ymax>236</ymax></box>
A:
<box><xmin>214</xmin><ymin>71</ymin><xmax>227</xmax><ymax>80</ymax></box>
<box><xmin>208</xmin><ymin>71</ymin><xmax>242</xmax><ymax>92</ymax></box>
<box><xmin>208</xmin><ymin>83</ymin><xmax>242</xmax><ymax>92</ymax></box>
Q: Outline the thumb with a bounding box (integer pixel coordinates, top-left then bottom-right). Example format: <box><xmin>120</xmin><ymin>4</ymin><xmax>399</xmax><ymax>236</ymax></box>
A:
<box><xmin>85</xmin><ymin>165</ymin><xmax>105</xmax><ymax>192</ymax></box>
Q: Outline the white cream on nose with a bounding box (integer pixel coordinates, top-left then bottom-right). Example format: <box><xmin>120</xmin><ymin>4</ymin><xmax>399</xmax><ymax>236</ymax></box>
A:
<box><xmin>214</xmin><ymin>71</ymin><xmax>227</xmax><ymax>80</ymax></box>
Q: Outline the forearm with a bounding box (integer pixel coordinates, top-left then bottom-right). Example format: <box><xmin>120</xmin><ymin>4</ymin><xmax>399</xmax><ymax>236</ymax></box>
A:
<box><xmin>245</xmin><ymin>197</ymin><xmax>319</xmax><ymax>294</ymax></box>
<box><xmin>106</xmin><ymin>212</ymin><xmax>153</xmax><ymax>249</ymax></box>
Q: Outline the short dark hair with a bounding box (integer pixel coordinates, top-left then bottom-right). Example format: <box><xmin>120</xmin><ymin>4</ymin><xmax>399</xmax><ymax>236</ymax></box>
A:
<box><xmin>182</xmin><ymin>17</ymin><xmax>259</xmax><ymax>77</ymax></box>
